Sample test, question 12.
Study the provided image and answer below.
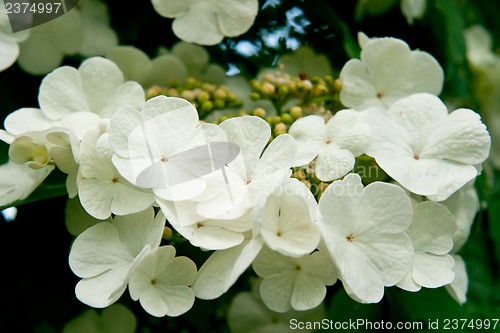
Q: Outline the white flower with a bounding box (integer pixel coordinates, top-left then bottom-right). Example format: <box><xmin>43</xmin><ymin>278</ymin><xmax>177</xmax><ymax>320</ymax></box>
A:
<box><xmin>400</xmin><ymin>0</ymin><xmax>426</xmax><ymax>25</ymax></box>
<box><xmin>195</xmin><ymin>116</ymin><xmax>297</xmax><ymax>220</ymax></box>
<box><xmin>0</xmin><ymin>0</ymin><xmax>30</xmax><ymax>72</ymax></box>
<box><xmin>151</xmin><ymin>0</ymin><xmax>259</xmax><ymax>45</ymax></box>
<box><xmin>365</xmin><ymin>93</ymin><xmax>491</xmax><ymax>201</ymax></box>
<box><xmin>397</xmin><ymin>201</ymin><xmax>456</xmax><ymax>291</ymax></box>
<box><xmin>78</xmin><ymin>0</ymin><xmax>118</xmax><ymax>57</ymax></box>
<box><xmin>228</xmin><ymin>290</ymin><xmax>326</xmax><ymax>333</ymax></box>
<box><xmin>0</xmin><ymin>160</ymin><xmax>53</xmax><ymax>207</ymax></box>
<box><xmin>277</xmin><ymin>46</ymin><xmax>333</xmax><ymax>77</ymax></box>
<box><xmin>109</xmin><ymin>96</ymin><xmax>225</xmax><ymax>205</ymax></box>
<box><xmin>78</xmin><ymin>129</ymin><xmax>154</xmax><ymax>220</ymax></box>
<box><xmin>253</xmin><ymin>178</ymin><xmax>320</xmax><ymax>257</ymax></box>
<box><xmin>39</xmin><ymin>56</ymin><xmax>144</xmax><ymax>123</ymax></box>
<box><xmin>464</xmin><ymin>25</ymin><xmax>499</xmax><ymax>69</ymax></box>
<box><xmin>317</xmin><ymin>173</ymin><xmax>414</xmax><ymax>303</ymax></box>
<box><xmin>63</xmin><ymin>304</ymin><xmax>137</xmax><ymax>333</ymax></box>
<box><xmin>339</xmin><ymin>34</ymin><xmax>444</xmax><ymax>110</ymax></box>
<box><xmin>187</xmin><ymin>178</ymin><xmax>315</xmax><ymax>298</ymax></box>
<box><xmin>288</xmin><ymin>111</ymin><xmax>370</xmax><ymax>181</ymax></box>
<box><xmin>106</xmin><ymin>46</ymin><xmax>188</xmax><ymax>89</ymax></box>
<box><xmin>69</xmin><ymin>208</ymin><xmax>165</xmax><ymax>307</ymax></box>
<box><xmin>17</xmin><ymin>9</ymin><xmax>83</xmax><ymax>75</ymax></box>
<box><xmin>252</xmin><ymin>246</ymin><xmax>337</xmax><ymax>312</ymax></box>
<box><xmin>128</xmin><ymin>245</ymin><xmax>197</xmax><ymax>317</ymax></box>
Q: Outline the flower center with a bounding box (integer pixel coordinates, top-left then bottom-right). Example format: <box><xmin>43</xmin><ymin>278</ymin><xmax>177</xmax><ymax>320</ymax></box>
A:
<box><xmin>295</xmin><ymin>264</ymin><xmax>302</xmax><ymax>271</ymax></box>
<box><xmin>346</xmin><ymin>234</ymin><xmax>354</xmax><ymax>242</ymax></box>
<box><xmin>112</xmin><ymin>177</ymin><xmax>119</xmax><ymax>183</ymax></box>
<box><xmin>324</xmin><ymin>138</ymin><xmax>332</xmax><ymax>144</ymax></box>
<box><xmin>376</xmin><ymin>91</ymin><xmax>383</xmax><ymax>98</ymax></box>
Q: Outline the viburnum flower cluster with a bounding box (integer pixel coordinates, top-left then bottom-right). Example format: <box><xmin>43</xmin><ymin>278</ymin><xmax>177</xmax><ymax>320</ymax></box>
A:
<box><xmin>0</xmin><ymin>31</ymin><xmax>490</xmax><ymax>319</ymax></box>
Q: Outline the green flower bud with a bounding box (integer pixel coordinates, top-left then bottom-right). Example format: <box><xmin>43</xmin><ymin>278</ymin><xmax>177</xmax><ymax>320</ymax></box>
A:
<box><xmin>290</xmin><ymin>106</ymin><xmax>303</xmax><ymax>119</ymax></box>
<box><xmin>281</xmin><ymin>113</ymin><xmax>294</xmax><ymax>125</ymax></box>
<box><xmin>197</xmin><ymin>91</ymin><xmax>211</xmax><ymax>104</ymax></box>
<box><xmin>214</xmin><ymin>88</ymin><xmax>228</xmax><ymax>100</ymax></box>
<box><xmin>214</xmin><ymin>98</ymin><xmax>226</xmax><ymax>109</ymax></box>
<box><xmin>250</xmin><ymin>92</ymin><xmax>261</xmax><ymax>101</ymax></box>
<box><xmin>201</xmin><ymin>100</ymin><xmax>214</xmax><ymax>113</ymax></box>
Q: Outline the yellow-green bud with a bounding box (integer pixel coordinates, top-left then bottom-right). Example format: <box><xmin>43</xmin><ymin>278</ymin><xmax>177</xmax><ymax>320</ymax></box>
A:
<box><xmin>293</xmin><ymin>169</ymin><xmax>307</xmax><ymax>180</ymax></box>
<box><xmin>253</xmin><ymin>107</ymin><xmax>266</xmax><ymax>118</ymax></box>
<box><xmin>313</xmin><ymin>84</ymin><xmax>329</xmax><ymax>96</ymax></box>
<box><xmin>301</xmin><ymin>179</ymin><xmax>312</xmax><ymax>189</ymax></box>
<box><xmin>274</xmin><ymin>122</ymin><xmax>287</xmax><ymax>135</ymax></box>
<box><xmin>201</xmin><ymin>100</ymin><xmax>214</xmax><ymax>113</ymax></box>
<box><xmin>197</xmin><ymin>91</ymin><xmax>211</xmax><ymax>104</ymax></box>
<box><xmin>278</xmin><ymin>85</ymin><xmax>289</xmax><ymax>96</ymax></box>
<box><xmin>261</xmin><ymin>82</ymin><xmax>276</xmax><ymax>96</ymax></box>
<box><xmin>185</xmin><ymin>77</ymin><xmax>198</xmax><ymax>89</ymax></box>
<box><xmin>214</xmin><ymin>88</ymin><xmax>227</xmax><ymax>100</ymax></box>
<box><xmin>181</xmin><ymin>89</ymin><xmax>196</xmax><ymax>101</ymax></box>
<box><xmin>250</xmin><ymin>92</ymin><xmax>261</xmax><ymax>101</ymax></box>
<box><xmin>281</xmin><ymin>113</ymin><xmax>294</xmax><ymax>125</ymax></box>
<box><xmin>147</xmin><ymin>85</ymin><xmax>163</xmax><ymax>98</ymax></box>
<box><xmin>333</xmin><ymin>78</ymin><xmax>342</xmax><ymax>91</ymax></box>
<box><xmin>214</xmin><ymin>98</ymin><xmax>226</xmax><ymax>109</ymax></box>
<box><xmin>163</xmin><ymin>227</ymin><xmax>173</xmax><ymax>241</ymax></box>
<box><xmin>290</xmin><ymin>106</ymin><xmax>303</xmax><ymax>119</ymax></box>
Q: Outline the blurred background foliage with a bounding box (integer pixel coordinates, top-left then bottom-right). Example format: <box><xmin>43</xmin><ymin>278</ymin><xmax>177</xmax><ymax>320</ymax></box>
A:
<box><xmin>0</xmin><ymin>0</ymin><xmax>499</xmax><ymax>332</ymax></box>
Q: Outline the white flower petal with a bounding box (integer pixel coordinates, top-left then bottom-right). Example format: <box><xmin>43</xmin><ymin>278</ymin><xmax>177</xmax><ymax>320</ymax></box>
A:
<box><xmin>445</xmin><ymin>255</ymin><xmax>468</xmax><ymax>304</ymax></box>
<box><xmin>219</xmin><ymin>116</ymin><xmax>271</xmax><ymax>174</ymax></box>
<box><xmin>291</xmin><ymin>273</ymin><xmax>327</xmax><ymax>311</ymax></box>
<box><xmin>315</xmin><ymin>145</ymin><xmax>355</xmax><ymax>181</ymax></box>
<box><xmin>409</xmin><ymin>201</ymin><xmax>455</xmax><ymax>254</ymax></box>
<box><xmin>288</xmin><ymin>115</ymin><xmax>326</xmax><ymax>166</ymax></box>
<box><xmin>192</xmin><ymin>237</ymin><xmax>263</xmax><ymax>299</ymax></box>
<box><xmin>412</xmin><ymin>253</ymin><xmax>455</xmax><ymax>288</ymax></box>
<box><xmin>75</xmin><ymin>269</ymin><xmax>128</xmax><ymax>308</ymax></box>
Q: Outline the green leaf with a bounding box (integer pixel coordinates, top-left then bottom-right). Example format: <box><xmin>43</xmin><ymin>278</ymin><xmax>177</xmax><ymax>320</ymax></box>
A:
<box><xmin>0</xmin><ymin>140</ymin><xmax>8</xmax><ymax>165</ymax></box>
<box><xmin>428</xmin><ymin>0</ymin><xmax>473</xmax><ymax>101</ymax></box>
<box><xmin>324</xmin><ymin>286</ymin><xmax>382</xmax><ymax>332</ymax></box>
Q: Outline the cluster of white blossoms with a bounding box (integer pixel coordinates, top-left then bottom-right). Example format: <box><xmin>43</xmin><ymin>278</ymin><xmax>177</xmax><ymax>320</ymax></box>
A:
<box><xmin>0</xmin><ymin>31</ymin><xmax>491</xmax><ymax>317</ymax></box>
